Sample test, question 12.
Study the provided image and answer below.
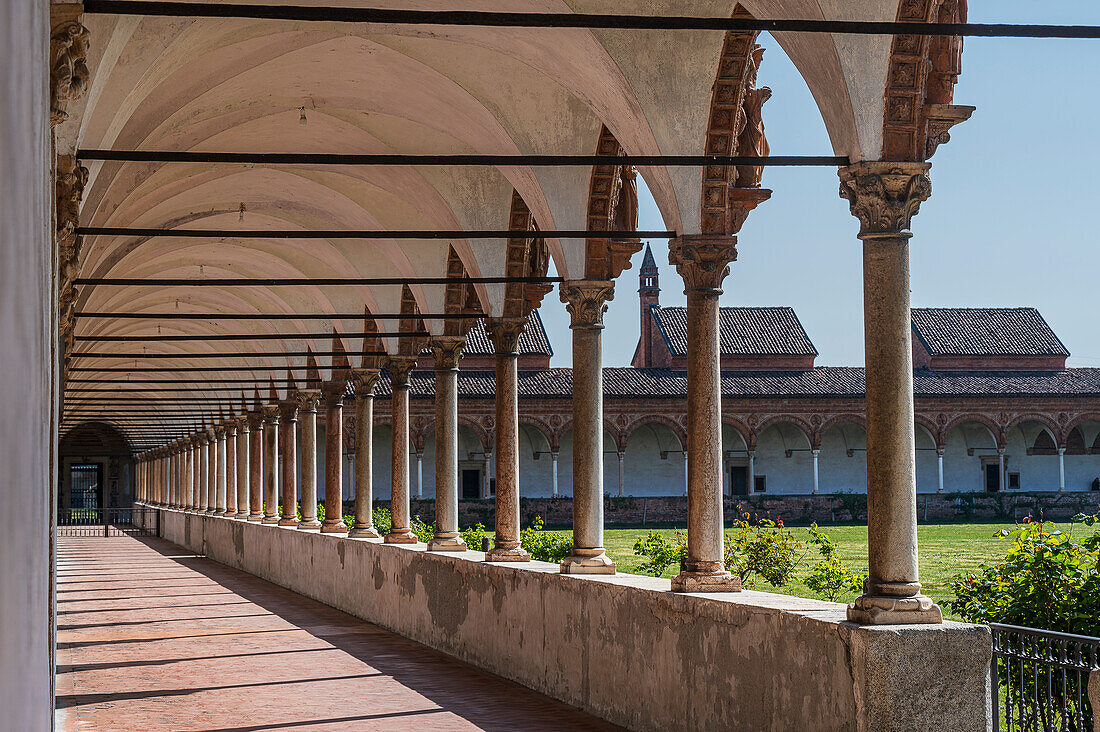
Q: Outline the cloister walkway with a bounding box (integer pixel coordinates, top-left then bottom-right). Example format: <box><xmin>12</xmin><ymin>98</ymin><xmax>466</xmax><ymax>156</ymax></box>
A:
<box><xmin>55</xmin><ymin>534</ymin><xmax>619</xmax><ymax>731</ymax></box>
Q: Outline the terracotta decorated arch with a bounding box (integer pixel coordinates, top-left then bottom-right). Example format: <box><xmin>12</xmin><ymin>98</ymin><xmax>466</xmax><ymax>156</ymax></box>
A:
<box><xmin>1003</xmin><ymin>413</ymin><xmax>1062</xmax><ymax>446</ymax></box>
<box><xmin>753</xmin><ymin>415</ymin><xmax>814</xmax><ymax>450</ymax></box>
<box><xmin>518</xmin><ymin>417</ymin><xmax>557</xmax><ymax>453</ymax></box>
<box><xmin>623</xmin><ymin>416</ymin><xmax>687</xmax><ymax>451</ymax></box>
<box><xmin>941</xmin><ymin>413</ymin><xmax>1004</xmax><ymax>449</ymax></box>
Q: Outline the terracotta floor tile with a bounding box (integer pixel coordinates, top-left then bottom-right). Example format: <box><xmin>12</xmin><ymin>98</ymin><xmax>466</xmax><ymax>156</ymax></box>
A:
<box><xmin>56</xmin><ymin>535</ymin><xmax>622</xmax><ymax>731</ymax></box>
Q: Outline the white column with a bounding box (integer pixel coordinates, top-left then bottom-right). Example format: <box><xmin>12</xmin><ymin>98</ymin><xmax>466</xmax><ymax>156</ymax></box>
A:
<box><xmin>551</xmin><ymin>451</ymin><xmax>559</xmax><ymax>497</ymax></box>
<box><xmin>683</xmin><ymin>452</ymin><xmax>689</xmax><ymax>497</ymax></box>
<box><xmin>617</xmin><ymin>450</ymin><xmax>625</xmax><ymax>497</ymax></box>
<box><xmin>416</xmin><ymin>452</ymin><xmax>423</xmax><ymax>499</ymax></box>
<box><xmin>997</xmin><ymin>448</ymin><xmax>1005</xmax><ymax>493</ymax></box>
<box><xmin>747</xmin><ymin>451</ymin><xmax>755</xmax><ymax>495</ymax></box>
<box><xmin>812</xmin><ymin>449</ymin><xmax>820</xmax><ymax>495</ymax></box>
<box><xmin>1058</xmin><ymin>447</ymin><xmax>1066</xmax><ymax>492</ymax></box>
<box><xmin>483</xmin><ymin>452</ymin><xmax>492</xmax><ymax>499</ymax></box>
<box><xmin>936</xmin><ymin>449</ymin><xmax>945</xmax><ymax>493</ymax></box>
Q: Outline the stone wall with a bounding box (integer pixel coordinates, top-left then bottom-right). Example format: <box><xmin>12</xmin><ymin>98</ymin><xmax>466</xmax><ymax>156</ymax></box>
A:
<box><xmin>390</xmin><ymin>491</ymin><xmax>1100</xmax><ymax>529</ymax></box>
<box><xmin>1090</xmin><ymin>669</ymin><xmax>1099</xmax><ymax>731</ymax></box>
<box><xmin>147</xmin><ymin>509</ymin><xmax>993</xmax><ymax>731</ymax></box>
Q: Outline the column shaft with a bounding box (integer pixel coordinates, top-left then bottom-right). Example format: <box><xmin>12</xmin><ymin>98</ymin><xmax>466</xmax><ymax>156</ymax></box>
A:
<box><xmin>215</xmin><ymin>427</ymin><xmax>227</xmax><ymax>515</ymax></box>
<box><xmin>262</xmin><ymin>408</ymin><xmax>279</xmax><ymax>524</ymax></box>
<box><xmin>248</xmin><ymin>415</ymin><xmax>263</xmax><ymax>521</ymax></box>
<box><xmin>321</xmin><ymin>386</ymin><xmax>347</xmax><ymax>533</ymax></box>
<box><xmin>349</xmin><ymin>372</ymin><xmax>380</xmax><ymax>538</ymax></box>
<box><xmin>236</xmin><ymin>418</ymin><xmax>250</xmax><ymax>517</ymax></box>
<box><xmin>225</xmin><ymin>425</ymin><xmax>237</xmax><ymax>516</ymax></box>
<box><xmin>296</xmin><ymin>393</ymin><xmax>322</xmax><ymax>530</ymax></box>
<box><xmin>428</xmin><ymin>337</ymin><xmax>466</xmax><ymax>551</ymax></box>
<box><xmin>486</xmin><ymin>319</ymin><xmax>529</xmax><ymax>561</ymax></box>
<box><xmin>279</xmin><ymin>403</ymin><xmax>299</xmax><ymax>526</ymax></box>
<box><xmin>385</xmin><ymin>358</ymin><xmax>418</xmax><ymax>543</ymax></box>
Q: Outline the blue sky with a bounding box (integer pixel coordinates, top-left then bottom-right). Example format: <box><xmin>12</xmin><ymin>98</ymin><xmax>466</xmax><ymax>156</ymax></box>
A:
<box><xmin>542</xmin><ymin>2</ymin><xmax>1100</xmax><ymax>368</ymax></box>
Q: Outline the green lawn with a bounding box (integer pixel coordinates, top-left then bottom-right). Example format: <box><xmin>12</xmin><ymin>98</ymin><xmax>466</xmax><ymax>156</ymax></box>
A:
<box><xmin>598</xmin><ymin>521</ymin><xmax>1100</xmax><ymax>619</ymax></box>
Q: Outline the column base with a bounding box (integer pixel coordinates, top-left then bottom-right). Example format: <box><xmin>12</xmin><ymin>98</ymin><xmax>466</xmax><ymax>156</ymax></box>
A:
<box><xmin>384</xmin><ymin>529</ymin><xmax>419</xmax><ymax>544</ymax></box>
<box><xmin>348</xmin><ymin>524</ymin><xmax>381</xmax><ymax>539</ymax></box>
<box><xmin>215</xmin><ymin>510</ymin><xmax>227</xmax><ymax>516</ymax></box>
<box><xmin>321</xmin><ymin>521</ymin><xmax>347</xmax><ymax>534</ymax></box>
<box><xmin>278</xmin><ymin>517</ymin><xmax>298</xmax><ymax>527</ymax></box>
<box><xmin>261</xmin><ymin>516</ymin><xmax>279</xmax><ymax>525</ymax></box>
<box><xmin>671</xmin><ymin>570</ymin><xmax>742</xmax><ymax>593</ymax></box>
<box><xmin>560</xmin><ymin>550</ymin><xmax>616</xmax><ymax>575</ymax></box>
<box><xmin>847</xmin><ymin>593</ymin><xmax>943</xmax><ymax>625</ymax></box>
<box><xmin>247</xmin><ymin>514</ymin><xmax>263</xmax><ymax>522</ymax></box>
<box><xmin>224</xmin><ymin>510</ymin><xmax>237</xmax><ymax>518</ymax></box>
<box><xmin>297</xmin><ymin>520</ymin><xmax>322</xmax><ymax>531</ymax></box>
<box><xmin>485</xmin><ymin>545</ymin><xmax>531</xmax><ymax>562</ymax></box>
<box><xmin>427</xmin><ymin>533</ymin><xmax>467</xmax><ymax>552</ymax></box>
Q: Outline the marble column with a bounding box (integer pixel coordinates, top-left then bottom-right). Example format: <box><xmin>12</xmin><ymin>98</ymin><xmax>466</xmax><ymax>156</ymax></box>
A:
<box><xmin>385</xmin><ymin>357</ymin><xmax>419</xmax><ymax>543</ymax></box>
<box><xmin>485</xmin><ymin>319</ymin><xmax>530</xmax><ymax>561</ymax></box>
<box><xmin>198</xmin><ymin>432</ymin><xmax>210</xmax><ymax>513</ymax></box>
<box><xmin>551</xmin><ymin>451</ymin><xmax>559</xmax><ymax>497</ymax></box>
<box><xmin>559</xmin><ymin>281</ymin><xmax>615</xmax><ymax>574</ymax></box>
<box><xmin>187</xmin><ymin>439</ymin><xmax>197</xmax><ymax>510</ymax></box>
<box><xmin>428</xmin><ymin>336</ymin><xmax>467</xmax><ymax>551</ymax></box>
<box><xmin>214</xmin><ymin>425</ymin><xmax>228</xmax><ymax>515</ymax></box>
<box><xmin>617</xmin><ymin>450</ymin><xmax>625</xmax><ymax>497</ymax></box>
<box><xmin>669</xmin><ymin>236</ymin><xmax>741</xmax><ymax>592</ymax></box>
<box><xmin>812</xmin><ymin>449</ymin><xmax>821</xmax><ymax>495</ymax></box>
<box><xmin>236</xmin><ymin>416</ymin><xmax>250</xmax><ymax>518</ymax></box>
<box><xmin>279</xmin><ymin>399</ymin><xmax>299</xmax><ymax>526</ymax></box>
<box><xmin>840</xmin><ymin>161</ymin><xmax>941</xmax><ymax>624</ymax></box>
<box><xmin>349</xmin><ymin>370</ymin><xmax>381</xmax><ymax>539</ymax></box>
<box><xmin>296</xmin><ymin>391</ymin><xmax>322</xmax><ymax>530</ymax></box>
<box><xmin>997</xmin><ymin>448</ymin><xmax>1006</xmax><ymax>493</ymax></box>
<box><xmin>321</xmin><ymin>383</ymin><xmax>348</xmax><ymax>534</ymax></box>
<box><xmin>248</xmin><ymin>412</ymin><xmax>264</xmax><ymax>521</ymax></box>
<box><xmin>262</xmin><ymin>406</ymin><xmax>280</xmax><ymax>524</ymax></box>
<box><xmin>207</xmin><ymin>428</ymin><xmax>219</xmax><ymax>514</ymax></box>
<box><xmin>1058</xmin><ymin>447</ymin><xmax>1066</xmax><ymax>492</ymax></box>
<box><xmin>225</xmin><ymin>422</ymin><xmax>237</xmax><ymax>517</ymax></box>
<box><xmin>747</xmin><ymin>451</ymin><xmax>755</xmax><ymax>495</ymax></box>
<box><xmin>169</xmin><ymin>447</ymin><xmax>179</xmax><ymax>508</ymax></box>
<box><xmin>937</xmin><ymin>449</ymin><xmax>945</xmax><ymax>493</ymax></box>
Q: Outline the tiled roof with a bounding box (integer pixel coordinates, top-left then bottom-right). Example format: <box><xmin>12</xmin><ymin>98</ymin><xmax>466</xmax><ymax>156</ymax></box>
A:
<box><xmin>651</xmin><ymin>306</ymin><xmax>817</xmax><ymax>357</ymax></box>
<box><xmin>911</xmin><ymin>308</ymin><xmax>1069</xmax><ymax>357</ymax></box>
<box><xmin>368</xmin><ymin>367</ymin><xmax>1100</xmax><ymax>399</ymax></box>
<box><xmin>460</xmin><ymin>311</ymin><xmax>552</xmax><ymax>357</ymax></box>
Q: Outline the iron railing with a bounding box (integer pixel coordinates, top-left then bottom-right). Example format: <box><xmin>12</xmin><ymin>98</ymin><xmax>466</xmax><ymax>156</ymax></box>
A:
<box><xmin>992</xmin><ymin>623</ymin><xmax>1099</xmax><ymax>732</ymax></box>
<box><xmin>57</xmin><ymin>507</ymin><xmax>159</xmax><ymax>537</ymax></box>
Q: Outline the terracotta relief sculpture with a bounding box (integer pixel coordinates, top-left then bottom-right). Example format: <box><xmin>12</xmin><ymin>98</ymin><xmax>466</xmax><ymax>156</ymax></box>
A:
<box><xmin>735</xmin><ymin>45</ymin><xmax>771</xmax><ymax>189</ymax></box>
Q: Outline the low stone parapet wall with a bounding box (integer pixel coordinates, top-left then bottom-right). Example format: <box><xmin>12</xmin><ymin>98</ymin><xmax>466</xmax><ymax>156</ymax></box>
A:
<box><xmin>395</xmin><ymin>491</ymin><xmax>1100</xmax><ymax>529</ymax></box>
<box><xmin>141</xmin><ymin>507</ymin><xmax>992</xmax><ymax>732</ymax></box>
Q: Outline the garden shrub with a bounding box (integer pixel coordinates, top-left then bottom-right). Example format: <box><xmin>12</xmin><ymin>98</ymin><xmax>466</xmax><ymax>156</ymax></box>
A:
<box><xmin>372</xmin><ymin>507</ymin><xmax>392</xmax><ymax>536</ymax></box>
<box><xmin>461</xmin><ymin>523</ymin><xmax>487</xmax><ymax>551</ymax></box>
<box><xmin>723</xmin><ymin>513</ymin><xmax>804</xmax><ymax>588</ymax></box>
<box><xmin>803</xmin><ymin>523</ymin><xmax>864</xmax><ymax>600</ymax></box>
<box><xmin>632</xmin><ymin>531</ymin><xmax>685</xmax><ymax>576</ymax></box>
<box><xmin>947</xmin><ymin>513</ymin><xmax>1100</xmax><ymax>636</ymax></box>
<box><xmin>520</xmin><ymin>516</ymin><xmax>572</xmax><ymax>563</ymax></box>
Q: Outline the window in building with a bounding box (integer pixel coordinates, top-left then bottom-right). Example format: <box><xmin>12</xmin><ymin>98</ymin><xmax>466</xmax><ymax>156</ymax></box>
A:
<box><xmin>754</xmin><ymin>475</ymin><xmax>767</xmax><ymax>493</ymax></box>
<box><xmin>1008</xmin><ymin>472</ymin><xmax>1021</xmax><ymax>490</ymax></box>
<box><xmin>70</xmin><ymin>464</ymin><xmax>102</xmax><ymax>510</ymax></box>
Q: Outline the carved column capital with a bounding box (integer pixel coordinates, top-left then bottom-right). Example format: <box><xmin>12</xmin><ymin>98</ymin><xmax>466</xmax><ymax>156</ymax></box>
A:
<box><xmin>248</xmin><ymin>411</ymin><xmax>264</xmax><ymax>430</ymax></box>
<box><xmin>224</xmin><ymin>420</ymin><xmax>237</xmax><ymax>437</ymax></box>
<box><xmin>431</xmin><ymin>336</ymin><xmax>466</xmax><ymax>371</ymax></box>
<box><xmin>559</xmin><ymin>280</ymin><xmax>615</xmax><ymax>329</ymax></box>
<box><xmin>213</xmin><ymin>424</ymin><xmax>227</xmax><ymax>438</ymax></box>
<box><xmin>321</xmin><ymin>381</ymin><xmax>346</xmax><ymax>405</ymax></box>
<box><xmin>279</xmin><ymin>399</ymin><xmax>299</xmax><ymax>422</ymax></box>
<box><xmin>50</xmin><ymin>19</ymin><xmax>90</xmax><ymax>127</ymax></box>
<box><xmin>386</xmin><ymin>356</ymin><xmax>418</xmax><ymax>388</ymax></box>
<box><xmin>668</xmin><ymin>235</ymin><xmax>740</xmax><ymax>293</ymax></box>
<box><xmin>838</xmin><ymin>162</ymin><xmax>932</xmax><ymax>238</ymax></box>
<box><xmin>295</xmin><ymin>389</ymin><xmax>322</xmax><ymax>412</ymax></box>
<box><xmin>486</xmin><ymin>318</ymin><xmax>527</xmax><ymax>356</ymax></box>
<box><xmin>261</xmin><ymin>405</ymin><xmax>281</xmax><ymax>424</ymax></box>
<box><xmin>236</xmin><ymin>415</ymin><xmax>251</xmax><ymax>432</ymax></box>
<box><xmin>350</xmin><ymin>369</ymin><xmax>381</xmax><ymax>395</ymax></box>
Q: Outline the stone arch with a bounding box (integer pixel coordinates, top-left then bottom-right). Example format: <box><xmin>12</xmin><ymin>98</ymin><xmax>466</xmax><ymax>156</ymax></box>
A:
<box><xmin>753</xmin><ymin>416</ymin><xmax>814</xmax><ymax>450</ymax></box>
<box><xmin>816</xmin><ymin>414</ymin><xmax>866</xmax><ymax>449</ymax></box>
<box><xmin>60</xmin><ymin>421</ymin><xmax>134</xmax><ymax>456</ymax></box>
<box><xmin>1063</xmin><ymin>413</ymin><xmax>1100</xmax><ymax>441</ymax></box>
<box><xmin>623</xmin><ymin>415</ymin><xmax>687</xmax><ymax>451</ymax></box>
<box><xmin>1004</xmin><ymin>413</ymin><xmax>1061</xmax><ymax>447</ymax></box>
<box><xmin>722</xmin><ymin>416</ymin><xmax>752</xmax><ymax>451</ymax></box>
<box><xmin>519</xmin><ymin>418</ymin><xmax>556</xmax><ymax>456</ymax></box>
<box><xmin>915</xmin><ymin>415</ymin><xmax>942</xmax><ymax>449</ymax></box>
<box><xmin>942</xmin><ymin>414</ymin><xmax>1003</xmax><ymax>448</ymax></box>
<box><xmin>583</xmin><ymin>126</ymin><xmax>642</xmax><ymax>281</ymax></box>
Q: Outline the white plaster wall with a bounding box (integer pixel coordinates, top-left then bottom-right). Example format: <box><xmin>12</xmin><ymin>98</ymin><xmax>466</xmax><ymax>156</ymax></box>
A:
<box><xmin>622</xmin><ymin>425</ymin><xmax>686</xmax><ymax>496</ymax></box>
<box><xmin>817</xmin><ymin>425</ymin><xmax>867</xmax><ymax>494</ymax></box>
<box><xmin>753</xmin><ymin>424</ymin><xmax>814</xmax><ymax>495</ymax></box>
<box><xmin>0</xmin><ymin>1</ymin><xmax>52</xmax><ymax>727</ymax></box>
<box><xmin>943</xmin><ymin>424</ymin><xmax>997</xmax><ymax>494</ymax></box>
<box><xmin>518</xmin><ymin>426</ymin><xmax>555</xmax><ymax>497</ymax></box>
<box><xmin>915</xmin><ymin>428</ymin><xmax>940</xmax><ymax>494</ymax></box>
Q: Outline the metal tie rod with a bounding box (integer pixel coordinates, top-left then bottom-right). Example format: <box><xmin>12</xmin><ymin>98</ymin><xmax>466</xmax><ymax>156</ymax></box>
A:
<box><xmin>76</xmin><ymin>150</ymin><xmax>844</xmax><ymax>166</ymax></box>
<box><xmin>74</xmin><ymin>276</ymin><xmax>561</xmax><ymax>286</ymax></box>
<box><xmin>77</xmin><ymin>226</ymin><xmax>673</xmax><ymax>239</ymax></box>
<box><xmin>76</xmin><ymin>312</ymin><xmax>461</xmax><ymax>320</ymax></box>
<box><xmin>76</xmin><ymin>332</ymin><xmax>424</xmax><ymax>342</ymax></box>
<box><xmin>69</xmin><ymin>351</ymin><xmax>389</xmax><ymax>359</ymax></box>
<box><xmin>81</xmin><ymin>2</ymin><xmax>1100</xmax><ymax>39</ymax></box>
<box><xmin>68</xmin><ymin>366</ymin><xmax>350</xmax><ymax>373</ymax></box>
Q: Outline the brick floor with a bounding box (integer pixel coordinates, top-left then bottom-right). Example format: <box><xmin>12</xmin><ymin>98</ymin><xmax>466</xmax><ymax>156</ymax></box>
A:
<box><xmin>56</xmin><ymin>534</ymin><xmax>622</xmax><ymax>731</ymax></box>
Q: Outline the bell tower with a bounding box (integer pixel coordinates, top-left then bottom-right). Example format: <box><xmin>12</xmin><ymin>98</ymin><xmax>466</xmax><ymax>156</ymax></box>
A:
<box><xmin>632</xmin><ymin>243</ymin><xmax>661</xmax><ymax>367</ymax></box>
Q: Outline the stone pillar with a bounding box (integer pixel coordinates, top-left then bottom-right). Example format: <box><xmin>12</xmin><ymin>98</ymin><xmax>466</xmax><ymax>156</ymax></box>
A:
<box><xmin>198</xmin><ymin>432</ymin><xmax>210</xmax><ymax>513</ymax></box>
<box><xmin>485</xmin><ymin>318</ymin><xmax>529</xmax><ymax>562</ymax></box>
<box><xmin>559</xmin><ymin>281</ymin><xmax>615</xmax><ymax>574</ymax></box>
<box><xmin>551</xmin><ymin>451</ymin><xmax>559</xmax><ymax>497</ymax></box>
<box><xmin>236</xmin><ymin>416</ymin><xmax>250</xmax><ymax>518</ymax></box>
<box><xmin>385</xmin><ymin>357</ymin><xmax>418</xmax><ymax>543</ymax></box>
<box><xmin>279</xmin><ymin>400</ymin><xmax>299</xmax><ymax>526</ymax></box>
<box><xmin>206</xmin><ymin>429</ymin><xmax>218</xmax><ymax>514</ymax></box>
<box><xmin>1058</xmin><ymin>447</ymin><xmax>1066</xmax><ymax>492</ymax></box>
<box><xmin>669</xmin><ymin>237</ymin><xmax>741</xmax><ymax>591</ymax></box>
<box><xmin>321</xmin><ymin>383</ymin><xmax>348</xmax><ymax>534</ymax></box>
<box><xmin>1089</xmin><ymin>669</ymin><xmax>1099</xmax><ymax>731</ymax></box>
<box><xmin>349</xmin><ymin>370</ymin><xmax>381</xmax><ymax>539</ymax></box>
<box><xmin>936</xmin><ymin>449</ymin><xmax>945</xmax><ymax>493</ymax></box>
<box><xmin>214</xmin><ymin>425</ymin><xmax>227</xmax><ymax>515</ymax></box>
<box><xmin>261</xmin><ymin>406</ymin><xmax>280</xmax><ymax>524</ymax></box>
<box><xmin>295</xmin><ymin>391</ymin><xmax>322</xmax><ymax>530</ymax></box>
<box><xmin>483</xmin><ymin>451</ymin><xmax>492</xmax><ymax>500</ymax></box>
<box><xmin>169</xmin><ymin>447</ymin><xmax>178</xmax><ymax>508</ymax></box>
<box><xmin>428</xmin><ymin>336</ymin><xmax>467</xmax><ymax>551</ymax></box>
<box><xmin>225</xmin><ymin>423</ymin><xmax>237</xmax><ymax>516</ymax></box>
<box><xmin>683</xmin><ymin>452</ymin><xmax>689</xmax><ymax>497</ymax></box>
<box><xmin>248</xmin><ymin>413</ymin><xmax>263</xmax><ymax>521</ymax></box>
<box><xmin>840</xmin><ymin>161</ymin><xmax>941</xmax><ymax>624</ymax></box>
<box><xmin>617</xmin><ymin>450</ymin><xmax>625</xmax><ymax>497</ymax></box>
<box><xmin>812</xmin><ymin>449</ymin><xmax>821</xmax><ymax>495</ymax></box>
<box><xmin>747</xmin><ymin>451</ymin><xmax>755</xmax><ymax>495</ymax></box>
<box><xmin>416</xmin><ymin>452</ymin><xmax>423</xmax><ymax>498</ymax></box>
<box><xmin>997</xmin><ymin>448</ymin><xmax>1005</xmax><ymax>493</ymax></box>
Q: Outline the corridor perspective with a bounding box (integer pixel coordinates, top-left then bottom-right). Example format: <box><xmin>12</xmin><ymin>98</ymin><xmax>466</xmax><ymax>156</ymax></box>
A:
<box><xmin>55</xmin><ymin>535</ymin><xmax>618</xmax><ymax>731</ymax></box>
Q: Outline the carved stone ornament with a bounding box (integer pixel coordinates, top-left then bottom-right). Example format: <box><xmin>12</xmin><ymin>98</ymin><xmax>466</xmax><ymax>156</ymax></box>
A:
<box><xmin>668</xmin><ymin>235</ymin><xmax>740</xmax><ymax>292</ymax></box>
<box><xmin>261</xmin><ymin>405</ymin><xmax>281</xmax><ymax>422</ymax></box>
<box><xmin>293</xmin><ymin>390</ymin><xmax>320</xmax><ymax>412</ymax></box>
<box><xmin>386</xmin><ymin>356</ymin><xmax>418</xmax><ymax>387</ymax></box>
<box><xmin>50</xmin><ymin>20</ymin><xmax>90</xmax><ymax>126</ymax></box>
<box><xmin>236</xmin><ymin>415</ymin><xmax>251</xmax><ymax>432</ymax></box>
<box><xmin>486</xmin><ymin>318</ymin><xmax>526</xmax><ymax>356</ymax></box>
<box><xmin>559</xmin><ymin>280</ymin><xmax>615</xmax><ymax>329</ymax></box>
<box><xmin>838</xmin><ymin>162</ymin><xmax>932</xmax><ymax>237</ymax></box>
<box><xmin>321</xmin><ymin>381</ymin><xmax>347</xmax><ymax>404</ymax></box>
<box><xmin>431</xmin><ymin>336</ymin><xmax>466</xmax><ymax>370</ymax></box>
<box><xmin>924</xmin><ymin>104</ymin><xmax>975</xmax><ymax>158</ymax></box>
<box><xmin>350</xmin><ymin>369</ymin><xmax>381</xmax><ymax>395</ymax></box>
